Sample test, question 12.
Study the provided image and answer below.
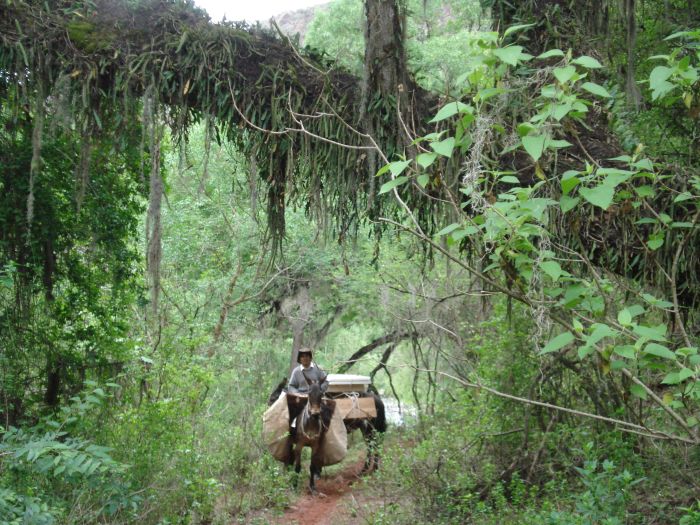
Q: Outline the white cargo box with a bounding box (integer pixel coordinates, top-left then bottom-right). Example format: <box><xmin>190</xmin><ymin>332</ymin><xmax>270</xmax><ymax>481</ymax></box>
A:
<box><xmin>326</xmin><ymin>373</ymin><xmax>371</xmax><ymax>393</ymax></box>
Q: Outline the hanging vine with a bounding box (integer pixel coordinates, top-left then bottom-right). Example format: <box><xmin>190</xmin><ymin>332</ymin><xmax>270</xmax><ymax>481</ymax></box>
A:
<box><xmin>1</xmin><ymin>0</ymin><xmax>698</xmax><ymax>305</ymax></box>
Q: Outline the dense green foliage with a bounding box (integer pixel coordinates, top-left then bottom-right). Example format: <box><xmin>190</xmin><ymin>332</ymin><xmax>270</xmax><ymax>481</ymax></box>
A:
<box><xmin>1</xmin><ymin>0</ymin><xmax>700</xmax><ymax>523</ymax></box>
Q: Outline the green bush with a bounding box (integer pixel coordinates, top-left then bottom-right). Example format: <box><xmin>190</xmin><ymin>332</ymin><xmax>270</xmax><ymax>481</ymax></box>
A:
<box><xmin>0</xmin><ymin>388</ymin><xmax>138</xmax><ymax>524</ymax></box>
<box><xmin>680</xmin><ymin>502</ymin><xmax>700</xmax><ymax>525</ymax></box>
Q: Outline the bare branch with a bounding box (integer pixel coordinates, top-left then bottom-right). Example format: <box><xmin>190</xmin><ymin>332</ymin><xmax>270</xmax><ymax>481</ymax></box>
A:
<box><xmin>412</xmin><ymin>366</ymin><xmax>698</xmax><ymax>445</ymax></box>
<box><xmin>670</xmin><ymin>208</ymin><xmax>700</xmax><ymax>349</ymax></box>
<box><xmin>338</xmin><ymin>331</ymin><xmax>412</xmax><ymax>373</ymax></box>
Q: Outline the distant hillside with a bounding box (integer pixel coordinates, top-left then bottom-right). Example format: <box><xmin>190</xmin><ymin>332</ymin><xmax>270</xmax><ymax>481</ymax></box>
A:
<box><xmin>269</xmin><ymin>3</ymin><xmax>330</xmax><ymax>44</ymax></box>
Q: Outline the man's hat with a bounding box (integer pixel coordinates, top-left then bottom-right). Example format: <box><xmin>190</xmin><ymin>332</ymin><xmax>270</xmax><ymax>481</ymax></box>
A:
<box><xmin>296</xmin><ymin>347</ymin><xmax>313</xmax><ymax>363</ymax></box>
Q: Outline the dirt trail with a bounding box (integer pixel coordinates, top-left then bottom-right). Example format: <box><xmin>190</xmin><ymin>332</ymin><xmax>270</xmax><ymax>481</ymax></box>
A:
<box><xmin>269</xmin><ymin>460</ymin><xmax>366</xmax><ymax>525</ymax></box>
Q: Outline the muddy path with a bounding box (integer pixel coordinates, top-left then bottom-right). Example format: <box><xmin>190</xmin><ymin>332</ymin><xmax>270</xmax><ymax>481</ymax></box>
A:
<box><xmin>264</xmin><ymin>459</ymin><xmax>373</xmax><ymax>525</ymax></box>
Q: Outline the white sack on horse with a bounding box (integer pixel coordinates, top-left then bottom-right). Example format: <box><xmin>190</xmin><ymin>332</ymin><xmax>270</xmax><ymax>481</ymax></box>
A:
<box><xmin>262</xmin><ymin>392</ymin><xmax>291</xmax><ymax>462</ymax></box>
<box><xmin>320</xmin><ymin>403</ymin><xmax>347</xmax><ymax>466</ymax></box>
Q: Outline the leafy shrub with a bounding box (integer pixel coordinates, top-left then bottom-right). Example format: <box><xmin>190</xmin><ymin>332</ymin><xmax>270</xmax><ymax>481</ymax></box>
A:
<box><xmin>573</xmin><ymin>442</ymin><xmax>644</xmax><ymax>524</ymax></box>
<box><xmin>0</xmin><ymin>387</ymin><xmax>138</xmax><ymax>524</ymax></box>
<box><xmin>680</xmin><ymin>502</ymin><xmax>700</xmax><ymax>525</ymax></box>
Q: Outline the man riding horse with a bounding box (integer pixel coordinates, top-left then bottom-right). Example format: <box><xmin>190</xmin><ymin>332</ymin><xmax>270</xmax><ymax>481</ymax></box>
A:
<box><xmin>261</xmin><ymin>345</ymin><xmax>385</xmax><ymax>490</ymax></box>
<box><xmin>287</xmin><ymin>348</ymin><xmax>328</xmax><ymax>438</ymax></box>
<box><xmin>288</xmin><ymin>347</ymin><xmax>328</xmax><ymax>395</ymax></box>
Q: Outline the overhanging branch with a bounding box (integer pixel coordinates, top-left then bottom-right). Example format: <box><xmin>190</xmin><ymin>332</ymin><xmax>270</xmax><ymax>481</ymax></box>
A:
<box><xmin>337</xmin><ymin>330</ymin><xmax>412</xmax><ymax>373</ymax></box>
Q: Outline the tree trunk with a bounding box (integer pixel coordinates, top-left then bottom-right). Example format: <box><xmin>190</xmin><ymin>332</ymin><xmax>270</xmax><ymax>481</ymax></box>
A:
<box><xmin>624</xmin><ymin>0</ymin><xmax>642</xmax><ymax>109</ymax></box>
<box><xmin>280</xmin><ymin>282</ymin><xmax>314</xmax><ymax>375</ymax></box>
<box><xmin>145</xmin><ymin>109</ymin><xmax>164</xmax><ymax>325</ymax></box>
<box><xmin>361</xmin><ymin>0</ymin><xmax>413</xmax><ymax>205</ymax></box>
<box><xmin>44</xmin><ymin>357</ymin><xmax>61</xmax><ymax>408</ymax></box>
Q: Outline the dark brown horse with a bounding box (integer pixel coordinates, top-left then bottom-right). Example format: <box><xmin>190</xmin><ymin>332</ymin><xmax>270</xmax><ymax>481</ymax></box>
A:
<box><xmin>343</xmin><ymin>390</ymin><xmax>386</xmax><ymax>472</ymax></box>
<box><xmin>286</xmin><ymin>373</ymin><xmax>336</xmax><ymax>493</ymax></box>
<box><xmin>267</xmin><ymin>377</ymin><xmax>386</xmax><ymax>475</ymax></box>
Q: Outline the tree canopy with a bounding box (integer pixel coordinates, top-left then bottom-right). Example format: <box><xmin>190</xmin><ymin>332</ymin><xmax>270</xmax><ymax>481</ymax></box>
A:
<box><xmin>2</xmin><ymin>0</ymin><xmax>700</xmax><ymax>523</ymax></box>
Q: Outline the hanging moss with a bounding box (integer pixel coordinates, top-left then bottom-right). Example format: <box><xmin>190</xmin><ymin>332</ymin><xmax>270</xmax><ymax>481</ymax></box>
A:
<box><xmin>3</xmin><ymin>0</ymin><xmax>699</xmax><ymax>307</ymax></box>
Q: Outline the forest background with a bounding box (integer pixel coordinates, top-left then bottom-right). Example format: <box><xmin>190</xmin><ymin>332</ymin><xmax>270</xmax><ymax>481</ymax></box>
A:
<box><xmin>1</xmin><ymin>0</ymin><xmax>700</xmax><ymax>523</ymax></box>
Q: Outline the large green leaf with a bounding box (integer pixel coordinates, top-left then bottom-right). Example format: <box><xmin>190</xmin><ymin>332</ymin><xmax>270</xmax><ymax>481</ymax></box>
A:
<box><xmin>476</xmin><ymin>87</ymin><xmax>509</xmax><ymax>102</ymax></box>
<box><xmin>580</xmin><ymin>82</ymin><xmax>611</xmax><ymax>98</ymax></box>
<box><xmin>540</xmin><ymin>331</ymin><xmax>575</xmax><ymax>354</ymax></box>
<box><xmin>553</xmin><ymin>66</ymin><xmax>576</xmax><ymax>84</ymax></box>
<box><xmin>537</xmin><ymin>49</ymin><xmax>565</xmax><ymax>59</ymax></box>
<box><xmin>559</xmin><ymin>195</ymin><xmax>580</xmax><ymax>213</ymax></box>
<box><xmin>552</xmin><ymin>102</ymin><xmax>573</xmax><ymax>120</ymax></box>
<box><xmin>430</xmin><ymin>102</ymin><xmax>472</xmax><ymax>123</ymax></box>
<box><xmin>431</xmin><ymin>137</ymin><xmax>455</xmax><ymax>158</ymax></box>
<box><xmin>597</xmin><ymin>167</ymin><xmax>633</xmax><ymax>187</ymax></box>
<box><xmin>388</xmin><ymin>160</ymin><xmax>411</xmax><ymax>176</ymax></box>
<box><xmin>664</xmin><ymin>30</ymin><xmax>692</xmax><ymax>40</ymax></box>
<box><xmin>494</xmin><ymin>45</ymin><xmax>531</xmax><ymax>66</ymax></box>
<box><xmin>662</xmin><ymin>368</ymin><xmax>695</xmax><ymax>385</ymax></box>
<box><xmin>378</xmin><ymin>176</ymin><xmax>409</xmax><ymax>194</ymax></box>
<box><xmin>539</xmin><ymin>260</ymin><xmax>563</xmax><ymax>281</ymax></box>
<box><xmin>500</xmin><ymin>175</ymin><xmax>521</xmax><ymax>184</ymax></box>
<box><xmin>578</xmin><ymin>345</ymin><xmax>596</xmax><ymax>359</ymax></box>
<box><xmin>503</xmin><ymin>23</ymin><xmax>535</xmax><ymax>39</ymax></box>
<box><xmin>587</xmin><ymin>323</ymin><xmax>618</xmax><ymax>346</ymax></box>
<box><xmin>613</xmin><ymin>345</ymin><xmax>636</xmax><ymax>359</ymax></box>
<box><xmin>640</xmin><ymin>294</ymin><xmax>674</xmax><ymax>309</ymax></box>
<box><xmin>572</xmin><ymin>55</ymin><xmax>603</xmax><ymax>68</ymax></box>
<box><xmin>549</xmin><ymin>139</ymin><xmax>572</xmax><ymax>149</ymax></box>
<box><xmin>674</xmin><ymin>191</ymin><xmax>694</xmax><ymax>203</ymax></box>
<box><xmin>416</xmin><ymin>152</ymin><xmax>437</xmax><ymax>168</ymax></box>
<box><xmin>628</xmin><ymin>304</ymin><xmax>646</xmax><ymax>317</ymax></box>
<box><xmin>561</xmin><ymin>173</ymin><xmax>580</xmax><ymax>195</ymax></box>
<box><xmin>435</xmin><ymin>223</ymin><xmax>460</xmax><ymax>237</ymax></box>
<box><xmin>678</xmin><ymin>367</ymin><xmax>696</xmax><ymax>381</ymax></box>
<box><xmin>649</xmin><ymin>66</ymin><xmax>676</xmax><ymax>100</ymax></box>
<box><xmin>647</xmin><ymin>235</ymin><xmax>664</xmax><ymax>251</ymax></box>
<box><xmin>617</xmin><ymin>309</ymin><xmax>633</xmax><ymax>326</ymax></box>
<box><xmin>643</xmin><ymin>343</ymin><xmax>676</xmax><ymax>360</ymax></box>
<box><xmin>650</xmin><ymin>65</ymin><xmax>673</xmax><ymax>90</ymax></box>
<box><xmin>522</xmin><ymin>135</ymin><xmax>546</xmax><ymax>162</ymax></box>
<box><xmin>630</xmin><ymin>384</ymin><xmax>648</xmax><ymax>400</ymax></box>
<box><xmin>633</xmin><ymin>323</ymin><xmax>667</xmax><ymax>341</ymax></box>
<box><xmin>579</xmin><ymin>184</ymin><xmax>615</xmax><ymax>210</ymax></box>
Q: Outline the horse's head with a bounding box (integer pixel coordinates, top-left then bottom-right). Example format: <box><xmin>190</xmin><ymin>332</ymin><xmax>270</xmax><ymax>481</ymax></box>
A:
<box><xmin>303</xmin><ymin>370</ymin><xmax>322</xmax><ymax>418</ymax></box>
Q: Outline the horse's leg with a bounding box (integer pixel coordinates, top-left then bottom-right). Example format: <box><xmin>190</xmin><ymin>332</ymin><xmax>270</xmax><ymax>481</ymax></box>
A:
<box><xmin>370</xmin><ymin>429</ymin><xmax>380</xmax><ymax>472</ymax></box>
<box><xmin>294</xmin><ymin>443</ymin><xmax>302</xmax><ymax>474</ymax></box>
<box><xmin>361</xmin><ymin>424</ymin><xmax>382</xmax><ymax>473</ymax></box>
<box><xmin>360</xmin><ymin>424</ymin><xmax>373</xmax><ymax>473</ymax></box>
<box><xmin>291</xmin><ymin>442</ymin><xmax>303</xmax><ymax>488</ymax></box>
<box><xmin>309</xmin><ymin>447</ymin><xmax>323</xmax><ymax>494</ymax></box>
<box><xmin>284</xmin><ymin>433</ymin><xmax>295</xmax><ymax>469</ymax></box>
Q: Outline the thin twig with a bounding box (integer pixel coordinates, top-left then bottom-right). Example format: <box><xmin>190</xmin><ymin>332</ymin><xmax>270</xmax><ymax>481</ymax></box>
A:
<box><xmin>377</xmin><ymin>217</ymin><xmax>534</xmax><ymax>307</ymax></box>
<box><xmin>620</xmin><ymin>367</ymin><xmax>698</xmax><ymax>442</ymax></box>
<box><xmin>227</xmin><ymin>80</ymin><xmax>287</xmax><ymax>136</ymax></box>
<box><xmin>669</xmin><ymin>208</ymin><xmax>700</xmax><ymax>349</ymax></box>
<box><xmin>271</xmin><ymin>19</ymin><xmax>328</xmax><ymax>77</ymax></box>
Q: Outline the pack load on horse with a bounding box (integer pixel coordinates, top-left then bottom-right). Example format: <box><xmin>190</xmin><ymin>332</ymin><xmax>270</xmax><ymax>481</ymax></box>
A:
<box><xmin>262</xmin><ymin>349</ymin><xmax>387</xmax><ymax>491</ymax></box>
<box><xmin>325</xmin><ymin>373</ymin><xmax>387</xmax><ymax>472</ymax></box>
